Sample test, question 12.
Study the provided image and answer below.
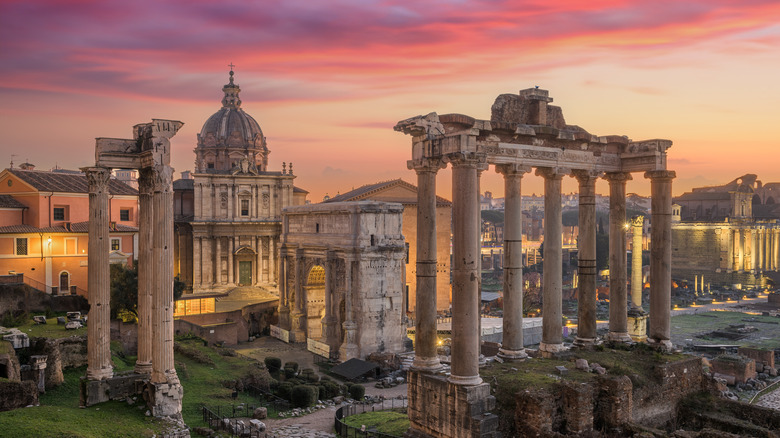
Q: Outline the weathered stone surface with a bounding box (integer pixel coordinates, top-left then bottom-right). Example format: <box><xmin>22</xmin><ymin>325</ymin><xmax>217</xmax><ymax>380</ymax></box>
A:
<box><xmin>594</xmin><ymin>376</ymin><xmax>632</xmax><ymax>430</ymax></box>
<box><xmin>252</xmin><ymin>406</ymin><xmax>267</xmax><ymax>419</ymax></box>
<box><xmin>575</xmin><ymin>358</ymin><xmax>589</xmax><ymax>370</ymax></box>
<box><xmin>562</xmin><ymin>382</ymin><xmax>594</xmax><ymax>434</ymax></box>
<box><xmin>711</xmin><ymin>355</ymin><xmax>756</xmax><ymax>384</ymax></box>
<box><xmin>0</xmin><ymin>380</ymin><xmax>38</xmax><ymax>411</ymax></box>
<box><xmin>738</xmin><ymin>347</ymin><xmax>774</xmax><ymax>370</ymax></box>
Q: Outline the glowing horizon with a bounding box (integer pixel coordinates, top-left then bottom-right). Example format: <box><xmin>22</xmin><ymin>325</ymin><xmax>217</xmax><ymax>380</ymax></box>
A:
<box><xmin>2</xmin><ymin>0</ymin><xmax>780</xmax><ymax>202</ymax></box>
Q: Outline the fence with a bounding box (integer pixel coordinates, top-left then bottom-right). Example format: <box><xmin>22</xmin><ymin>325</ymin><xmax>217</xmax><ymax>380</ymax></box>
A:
<box><xmin>334</xmin><ymin>397</ymin><xmax>409</xmax><ymax>438</ymax></box>
<box><xmin>202</xmin><ymin>405</ymin><xmax>263</xmax><ymax>438</ymax></box>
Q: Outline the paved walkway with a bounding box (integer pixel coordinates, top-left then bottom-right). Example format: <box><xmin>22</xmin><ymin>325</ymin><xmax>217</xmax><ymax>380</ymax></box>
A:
<box><xmin>754</xmin><ymin>383</ymin><xmax>780</xmax><ymax>410</ymax></box>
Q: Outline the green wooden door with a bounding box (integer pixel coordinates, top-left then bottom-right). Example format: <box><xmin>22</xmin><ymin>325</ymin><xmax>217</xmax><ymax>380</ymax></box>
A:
<box><xmin>238</xmin><ymin>261</ymin><xmax>251</xmax><ymax>285</ymax></box>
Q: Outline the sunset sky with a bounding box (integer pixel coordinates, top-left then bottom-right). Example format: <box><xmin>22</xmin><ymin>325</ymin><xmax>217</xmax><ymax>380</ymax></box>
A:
<box><xmin>1</xmin><ymin>0</ymin><xmax>779</xmax><ymax>202</ymax></box>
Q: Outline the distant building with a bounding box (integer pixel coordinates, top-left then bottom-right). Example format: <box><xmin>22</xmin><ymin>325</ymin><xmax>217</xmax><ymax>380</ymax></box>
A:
<box><xmin>0</xmin><ymin>167</ymin><xmax>138</xmax><ymax>295</ymax></box>
<box><xmin>672</xmin><ymin>174</ymin><xmax>780</xmax><ymax>288</ymax></box>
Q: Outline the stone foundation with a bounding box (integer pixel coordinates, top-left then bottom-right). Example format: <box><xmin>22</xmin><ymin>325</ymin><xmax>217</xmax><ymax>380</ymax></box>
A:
<box><xmin>80</xmin><ymin>372</ymin><xmax>150</xmax><ymax>407</ymax></box>
<box><xmin>627</xmin><ymin>312</ymin><xmax>648</xmax><ymax>342</ymax></box>
<box><xmin>145</xmin><ymin>380</ymin><xmax>184</xmax><ymax>419</ymax></box>
<box><xmin>405</xmin><ymin>370</ymin><xmax>499</xmax><ymax>438</ymax></box>
<box><xmin>0</xmin><ymin>380</ymin><xmax>38</xmax><ymax>411</ymax></box>
<box><xmin>711</xmin><ymin>355</ymin><xmax>756</xmax><ymax>384</ymax></box>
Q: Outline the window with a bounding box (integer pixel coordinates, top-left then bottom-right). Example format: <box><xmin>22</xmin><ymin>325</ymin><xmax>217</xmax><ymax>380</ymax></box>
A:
<box><xmin>111</xmin><ymin>238</ymin><xmax>120</xmax><ymax>251</ymax></box>
<box><xmin>241</xmin><ymin>199</ymin><xmax>249</xmax><ymax>216</ymax></box>
<box><xmin>120</xmin><ymin>209</ymin><xmax>130</xmax><ymax>221</ymax></box>
<box><xmin>207</xmin><ymin>162</ymin><xmax>215</xmax><ymax>169</ymax></box>
<box><xmin>15</xmin><ymin>238</ymin><xmax>28</xmax><ymax>255</ymax></box>
<box><xmin>53</xmin><ymin>207</ymin><xmax>66</xmax><ymax>221</ymax></box>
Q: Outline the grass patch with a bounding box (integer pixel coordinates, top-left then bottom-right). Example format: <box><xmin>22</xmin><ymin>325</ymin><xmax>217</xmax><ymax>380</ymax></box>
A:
<box><xmin>11</xmin><ymin>317</ymin><xmax>87</xmax><ymax>339</ymax></box>
<box><xmin>343</xmin><ymin>410</ymin><xmax>409</xmax><ymax>436</ymax></box>
<box><xmin>671</xmin><ymin>311</ymin><xmax>780</xmax><ymax>350</ymax></box>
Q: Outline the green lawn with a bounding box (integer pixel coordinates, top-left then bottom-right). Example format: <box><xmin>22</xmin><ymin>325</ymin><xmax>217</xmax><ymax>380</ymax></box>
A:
<box><xmin>11</xmin><ymin>317</ymin><xmax>87</xmax><ymax>339</ymax></box>
<box><xmin>0</xmin><ymin>334</ymin><xmax>274</xmax><ymax>437</ymax></box>
<box><xmin>343</xmin><ymin>410</ymin><xmax>409</xmax><ymax>436</ymax></box>
<box><xmin>670</xmin><ymin>311</ymin><xmax>780</xmax><ymax>349</ymax></box>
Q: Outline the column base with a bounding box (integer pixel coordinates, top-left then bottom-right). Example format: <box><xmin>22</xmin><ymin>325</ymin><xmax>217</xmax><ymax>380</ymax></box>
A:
<box><xmin>144</xmin><ymin>380</ymin><xmax>184</xmax><ymax>420</ymax></box>
<box><xmin>572</xmin><ymin>337</ymin><xmax>596</xmax><ymax>348</ymax></box>
<box><xmin>447</xmin><ymin>373</ymin><xmax>483</xmax><ymax>386</ymax></box>
<box><xmin>134</xmin><ymin>361</ymin><xmax>152</xmax><ymax>374</ymax></box>
<box><xmin>85</xmin><ymin>366</ymin><xmax>113</xmax><ymax>381</ymax></box>
<box><xmin>411</xmin><ymin>356</ymin><xmax>443</xmax><ymax>372</ymax></box>
<box><xmin>647</xmin><ymin>338</ymin><xmax>673</xmax><ymax>352</ymax></box>
<box><xmin>539</xmin><ymin>342</ymin><xmax>566</xmax><ymax>358</ymax></box>
<box><xmin>497</xmin><ymin>347</ymin><xmax>528</xmax><ymax>362</ymax></box>
<box><xmin>606</xmin><ymin>331</ymin><xmax>632</xmax><ymax>343</ymax></box>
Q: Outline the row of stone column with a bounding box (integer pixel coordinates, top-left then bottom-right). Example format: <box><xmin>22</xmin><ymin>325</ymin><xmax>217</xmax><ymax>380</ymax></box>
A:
<box><xmin>84</xmin><ymin>166</ymin><xmax>178</xmax><ymax>385</ymax></box>
<box><xmin>192</xmin><ymin>235</ymin><xmax>276</xmax><ymax>287</ymax></box>
<box><xmin>725</xmin><ymin>227</ymin><xmax>780</xmax><ymax>272</ymax></box>
<box><xmin>409</xmin><ymin>157</ymin><xmax>676</xmax><ymax>387</ymax></box>
<box><xmin>194</xmin><ymin>182</ymin><xmax>279</xmax><ymax>220</ymax></box>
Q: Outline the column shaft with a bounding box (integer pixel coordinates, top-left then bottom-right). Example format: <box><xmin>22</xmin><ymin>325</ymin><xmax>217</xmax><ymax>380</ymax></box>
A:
<box><xmin>151</xmin><ymin>165</ymin><xmax>178</xmax><ymax>384</ymax></box>
<box><xmin>497</xmin><ymin>164</ymin><xmax>530</xmax><ymax>360</ymax></box>
<box><xmin>631</xmin><ymin>216</ymin><xmax>644</xmax><ymax>308</ymax></box>
<box><xmin>449</xmin><ymin>155</ymin><xmax>484</xmax><ymax>385</ymax></box>
<box><xmin>410</xmin><ymin>160</ymin><xmax>442</xmax><ymax>371</ymax></box>
<box><xmin>84</xmin><ymin>167</ymin><xmax>113</xmax><ymax>380</ymax></box>
<box><xmin>537</xmin><ymin>167</ymin><xmax>565</xmax><ymax>354</ymax></box>
<box><xmin>606</xmin><ymin>172</ymin><xmax>632</xmax><ymax>342</ymax></box>
<box><xmin>135</xmin><ymin>168</ymin><xmax>153</xmax><ymax>374</ymax></box>
<box><xmin>646</xmin><ymin>170</ymin><xmax>675</xmax><ymax>350</ymax></box>
<box><xmin>573</xmin><ymin>171</ymin><xmax>598</xmax><ymax>347</ymax></box>
<box><xmin>227</xmin><ymin>237</ymin><xmax>234</xmax><ymax>284</ymax></box>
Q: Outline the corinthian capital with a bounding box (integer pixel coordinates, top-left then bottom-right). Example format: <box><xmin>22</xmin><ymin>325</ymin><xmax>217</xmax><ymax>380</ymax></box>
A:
<box><xmin>138</xmin><ymin>168</ymin><xmax>155</xmax><ymax>196</ymax></box>
<box><xmin>535</xmin><ymin>166</ymin><xmax>569</xmax><ymax>180</ymax></box>
<box><xmin>152</xmin><ymin>164</ymin><xmax>174</xmax><ymax>193</ymax></box>
<box><xmin>603</xmin><ymin>171</ymin><xmax>633</xmax><ymax>183</ymax></box>
<box><xmin>82</xmin><ymin>167</ymin><xmax>111</xmax><ymax>194</ymax></box>
<box><xmin>407</xmin><ymin>158</ymin><xmax>446</xmax><ymax>173</ymax></box>
<box><xmin>446</xmin><ymin>152</ymin><xmax>488</xmax><ymax>170</ymax></box>
<box><xmin>644</xmin><ymin>170</ymin><xmax>676</xmax><ymax>181</ymax></box>
<box><xmin>495</xmin><ymin>163</ymin><xmax>532</xmax><ymax>177</ymax></box>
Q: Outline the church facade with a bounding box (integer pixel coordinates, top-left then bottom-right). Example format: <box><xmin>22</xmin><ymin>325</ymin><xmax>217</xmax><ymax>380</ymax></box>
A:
<box><xmin>175</xmin><ymin>71</ymin><xmax>308</xmax><ymax>292</ymax></box>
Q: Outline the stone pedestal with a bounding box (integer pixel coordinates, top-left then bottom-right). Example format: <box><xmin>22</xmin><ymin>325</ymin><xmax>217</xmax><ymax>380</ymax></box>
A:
<box><xmin>627</xmin><ymin>310</ymin><xmax>648</xmax><ymax>342</ymax></box>
<box><xmin>30</xmin><ymin>355</ymin><xmax>47</xmax><ymax>393</ymax></box>
<box><xmin>291</xmin><ymin>312</ymin><xmax>307</xmax><ymax>343</ymax></box>
<box><xmin>145</xmin><ymin>381</ymin><xmax>184</xmax><ymax>419</ymax></box>
<box><xmin>405</xmin><ymin>371</ymin><xmax>499</xmax><ymax>438</ymax></box>
<box><xmin>339</xmin><ymin>320</ymin><xmax>359</xmax><ymax>360</ymax></box>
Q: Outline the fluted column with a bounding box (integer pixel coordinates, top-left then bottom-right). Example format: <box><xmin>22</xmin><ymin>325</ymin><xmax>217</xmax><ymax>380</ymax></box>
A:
<box><xmin>572</xmin><ymin>170</ymin><xmax>599</xmax><ymax>347</ymax></box>
<box><xmin>340</xmin><ymin>258</ymin><xmax>359</xmax><ymax>360</ymax></box>
<box><xmin>257</xmin><ymin>237</ymin><xmax>264</xmax><ymax>283</ymax></box>
<box><xmin>193</xmin><ymin>237</ymin><xmax>201</xmax><ymax>288</ymax></box>
<box><xmin>645</xmin><ymin>170</ymin><xmax>675</xmax><ymax>351</ymax></box>
<box><xmin>774</xmin><ymin>229</ymin><xmax>780</xmax><ymax>271</ymax></box>
<box><xmin>215</xmin><ymin>238</ymin><xmax>222</xmax><ymax>284</ymax></box>
<box><xmin>227</xmin><ymin>237</ymin><xmax>234</xmax><ymax>284</ymax></box>
<box><xmin>537</xmin><ymin>167</ymin><xmax>567</xmax><ymax>355</ymax></box>
<box><xmin>738</xmin><ymin>229</ymin><xmax>745</xmax><ymax>271</ymax></box>
<box><xmin>448</xmin><ymin>153</ymin><xmax>486</xmax><ymax>386</ymax></box>
<box><xmin>757</xmin><ymin>229</ymin><xmax>764</xmax><ymax>271</ymax></box>
<box><xmin>408</xmin><ymin>158</ymin><xmax>444</xmax><ymax>371</ymax></box>
<box><xmin>269</xmin><ymin>237</ymin><xmax>276</xmax><ymax>283</ymax></box>
<box><xmin>496</xmin><ymin>164</ymin><xmax>531</xmax><ymax>360</ymax></box>
<box><xmin>84</xmin><ymin>167</ymin><xmax>113</xmax><ymax>381</ymax></box>
<box><xmin>151</xmin><ymin>164</ymin><xmax>178</xmax><ymax>384</ymax></box>
<box><xmin>135</xmin><ymin>168</ymin><xmax>153</xmax><ymax>374</ymax></box>
<box><xmin>291</xmin><ymin>251</ymin><xmax>306</xmax><ymax>341</ymax></box>
<box><xmin>605</xmin><ymin>172</ymin><xmax>632</xmax><ymax>343</ymax></box>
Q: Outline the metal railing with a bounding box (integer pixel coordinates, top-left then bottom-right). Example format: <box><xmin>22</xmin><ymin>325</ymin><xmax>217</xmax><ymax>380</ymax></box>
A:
<box><xmin>23</xmin><ymin>276</ymin><xmax>56</xmax><ymax>294</ymax></box>
<box><xmin>202</xmin><ymin>405</ymin><xmax>263</xmax><ymax>438</ymax></box>
<box><xmin>334</xmin><ymin>397</ymin><xmax>408</xmax><ymax>438</ymax></box>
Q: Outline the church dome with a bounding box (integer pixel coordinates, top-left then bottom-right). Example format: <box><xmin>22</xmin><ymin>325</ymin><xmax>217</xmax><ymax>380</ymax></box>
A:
<box><xmin>196</xmin><ymin>69</ymin><xmax>269</xmax><ymax>172</ymax></box>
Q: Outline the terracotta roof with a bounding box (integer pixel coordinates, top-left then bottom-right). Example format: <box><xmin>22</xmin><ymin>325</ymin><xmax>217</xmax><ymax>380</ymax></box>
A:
<box><xmin>324</xmin><ymin>178</ymin><xmax>451</xmax><ymax>206</ymax></box>
<box><xmin>173</xmin><ymin>179</ymin><xmax>194</xmax><ymax>190</ymax></box>
<box><xmin>0</xmin><ymin>221</ymin><xmax>137</xmax><ymax>234</ymax></box>
<box><xmin>7</xmin><ymin>169</ymin><xmax>138</xmax><ymax>195</ymax></box>
<box><xmin>0</xmin><ymin>195</ymin><xmax>26</xmax><ymax>209</ymax></box>
<box><xmin>293</xmin><ymin>186</ymin><xmax>308</xmax><ymax>193</ymax></box>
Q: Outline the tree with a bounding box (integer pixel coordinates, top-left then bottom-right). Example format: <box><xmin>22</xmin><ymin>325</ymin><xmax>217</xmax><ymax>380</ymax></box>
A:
<box><xmin>110</xmin><ymin>262</ymin><xmax>185</xmax><ymax>322</ymax></box>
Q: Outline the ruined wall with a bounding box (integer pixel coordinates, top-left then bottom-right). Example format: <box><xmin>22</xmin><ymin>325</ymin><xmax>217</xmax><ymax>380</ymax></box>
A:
<box><xmin>671</xmin><ymin>227</ymin><xmax>722</xmax><ymax>274</ymax></box>
<box><xmin>632</xmin><ymin>356</ymin><xmax>705</xmax><ymax>428</ymax></box>
<box><xmin>711</xmin><ymin>355</ymin><xmax>756</xmax><ymax>384</ymax></box>
<box><xmin>0</xmin><ymin>284</ymin><xmax>87</xmax><ymax>319</ymax></box>
<box><xmin>111</xmin><ymin>319</ymin><xmax>139</xmax><ymax>355</ymax></box>
<box><xmin>174</xmin><ymin>318</ymin><xmax>239</xmax><ymax>346</ymax></box>
<box><xmin>176</xmin><ymin>300</ymin><xmax>277</xmax><ymax>345</ymax></box>
<box><xmin>0</xmin><ymin>380</ymin><xmax>38</xmax><ymax>412</ymax></box>
<box><xmin>738</xmin><ymin>347</ymin><xmax>775</xmax><ymax>370</ymax></box>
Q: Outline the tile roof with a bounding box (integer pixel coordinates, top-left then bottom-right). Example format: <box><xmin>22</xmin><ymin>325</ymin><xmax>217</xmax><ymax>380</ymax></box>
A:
<box><xmin>324</xmin><ymin>178</ymin><xmax>451</xmax><ymax>206</ymax></box>
<box><xmin>0</xmin><ymin>194</ymin><xmax>26</xmax><ymax>209</ymax></box>
<box><xmin>0</xmin><ymin>221</ymin><xmax>137</xmax><ymax>234</ymax></box>
<box><xmin>173</xmin><ymin>179</ymin><xmax>194</xmax><ymax>190</ymax></box>
<box><xmin>7</xmin><ymin>169</ymin><xmax>138</xmax><ymax>195</ymax></box>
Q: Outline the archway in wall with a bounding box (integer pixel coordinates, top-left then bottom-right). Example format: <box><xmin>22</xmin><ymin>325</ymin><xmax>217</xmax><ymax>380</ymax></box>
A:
<box><xmin>59</xmin><ymin>271</ymin><xmax>70</xmax><ymax>294</ymax></box>
<box><xmin>753</xmin><ymin>194</ymin><xmax>762</xmax><ymax>206</ymax></box>
<box><xmin>768</xmin><ymin>197</ymin><xmax>776</xmax><ymax>205</ymax></box>
<box><xmin>305</xmin><ymin>265</ymin><xmax>326</xmax><ymax>340</ymax></box>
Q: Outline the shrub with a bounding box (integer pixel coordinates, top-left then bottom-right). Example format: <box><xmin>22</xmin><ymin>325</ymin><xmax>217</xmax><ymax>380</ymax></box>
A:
<box><xmin>264</xmin><ymin>357</ymin><xmax>282</xmax><ymax>373</ymax></box>
<box><xmin>284</xmin><ymin>367</ymin><xmax>297</xmax><ymax>379</ymax></box>
<box><xmin>319</xmin><ymin>381</ymin><xmax>341</xmax><ymax>399</ymax></box>
<box><xmin>276</xmin><ymin>382</ymin><xmax>294</xmax><ymax>401</ymax></box>
<box><xmin>291</xmin><ymin>385</ymin><xmax>319</xmax><ymax>408</ymax></box>
<box><xmin>349</xmin><ymin>384</ymin><xmax>365</xmax><ymax>400</ymax></box>
<box><xmin>284</xmin><ymin>361</ymin><xmax>299</xmax><ymax>372</ymax></box>
<box><xmin>300</xmin><ymin>368</ymin><xmax>320</xmax><ymax>383</ymax></box>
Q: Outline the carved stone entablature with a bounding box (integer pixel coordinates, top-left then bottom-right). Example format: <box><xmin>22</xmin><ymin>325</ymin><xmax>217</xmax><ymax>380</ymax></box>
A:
<box><xmin>393</xmin><ymin>112</ymin><xmax>444</xmax><ymax>139</ymax></box>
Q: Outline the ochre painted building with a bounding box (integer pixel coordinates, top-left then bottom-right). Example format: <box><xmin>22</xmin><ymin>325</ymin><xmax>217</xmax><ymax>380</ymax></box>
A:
<box><xmin>0</xmin><ymin>167</ymin><xmax>138</xmax><ymax>295</ymax></box>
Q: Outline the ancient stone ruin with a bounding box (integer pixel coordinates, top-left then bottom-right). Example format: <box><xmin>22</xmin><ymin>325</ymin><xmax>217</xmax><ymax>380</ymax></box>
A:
<box><xmin>395</xmin><ymin>88</ymin><xmax>675</xmax><ymax>438</ymax></box>
<box><xmin>79</xmin><ymin>120</ymin><xmax>186</xmax><ymax>423</ymax></box>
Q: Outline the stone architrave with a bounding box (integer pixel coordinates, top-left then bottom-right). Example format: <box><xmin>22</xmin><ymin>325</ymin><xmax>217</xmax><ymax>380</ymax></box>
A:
<box><xmin>572</xmin><ymin>170</ymin><xmax>600</xmax><ymax>348</ymax></box>
<box><xmin>646</xmin><ymin>170</ymin><xmax>676</xmax><ymax>351</ymax></box>
<box><xmin>537</xmin><ymin>167</ymin><xmax>568</xmax><ymax>356</ymax></box>
<box><xmin>135</xmin><ymin>168</ymin><xmax>154</xmax><ymax>374</ymax></box>
<box><xmin>496</xmin><ymin>163</ymin><xmax>531</xmax><ymax>360</ymax></box>
<box><xmin>83</xmin><ymin>167</ymin><xmax>113</xmax><ymax>381</ymax></box>
<box><xmin>409</xmin><ymin>158</ymin><xmax>445</xmax><ymax>372</ymax></box>
<box><xmin>605</xmin><ymin>172</ymin><xmax>632</xmax><ymax>343</ymax></box>
<box><xmin>448</xmin><ymin>152</ymin><xmax>487</xmax><ymax>385</ymax></box>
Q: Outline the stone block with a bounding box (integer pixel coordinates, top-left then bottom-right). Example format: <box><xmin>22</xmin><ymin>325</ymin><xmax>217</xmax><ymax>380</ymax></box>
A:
<box><xmin>0</xmin><ymin>380</ymin><xmax>38</xmax><ymax>411</ymax></box>
<box><xmin>575</xmin><ymin>358</ymin><xmax>589</xmax><ymax>370</ymax></box>
<box><xmin>252</xmin><ymin>406</ymin><xmax>267</xmax><ymax>419</ymax></box>
<box><xmin>738</xmin><ymin>347</ymin><xmax>774</xmax><ymax>370</ymax></box>
<box><xmin>562</xmin><ymin>382</ymin><xmax>594</xmax><ymax>434</ymax></box>
<box><xmin>595</xmin><ymin>376</ymin><xmax>632</xmax><ymax>430</ymax></box>
<box><xmin>711</xmin><ymin>354</ymin><xmax>756</xmax><ymax>384</ymax></box>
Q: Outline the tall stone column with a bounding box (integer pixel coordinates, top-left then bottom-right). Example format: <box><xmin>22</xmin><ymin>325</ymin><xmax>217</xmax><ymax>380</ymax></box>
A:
<box><xmin>257</xmin><ymin>237</ymin><xmax>264</xmax><ymax>283</ymax></box>
<box><xmin>628</xmin><ymin>215</ymin><xmax>648</xmax><ymax>342</ymax></box>
<box><xmin>135</xmin><ymin>168</ymin><xmax>154</xmax><ymax>374</ymax></box>
<box><xmin>774</xmin><ymin>229</ymin><xmax>780</xmax><ymax>271</ymax></box>
<box><xmin>726</xmin><ymin>229</ymin><xmax>734</xmax><ymax>272</ymax></box>
<box><xmin>322</xmin><ymin>253</ymin><xmax>338</xmax><ymax>352</ymax></box>
<box><xmin>757</xmin><ymin>229</ymin><xmax>764</xmax><ymax>271</ymax></box>
<box><xmin>605</xmin><ymin>172</ymin><xmax>632</xmax><ymax>343</ymax></box>
<box><xmin>215</xmin><ymin>238</ymin><xmax>222</xmax><ymax>284</ymax></box>
<box><xmin>496</xmin><ymin>164</ymin><xmax>530</xmax><ymax>360</ymax></box>
<box><xmin>340</xmin><ymin>258</ymin><xmax>359</xmax><ymax>360</ymax></box>
<box><xmin>738</xmin><ymin>229</ymin><xmax>745</xmax><ymax>272</ymax></box>
<box><xmin>269</xmin><ymin>237</ymin><xmax>276</xmax><ymax>283</ymax></box>
<box><xmin>193</xmin><ymin>237</ymin><xmax>202</xmax><ymax>288</ymax></box>
<box><xmin>227</xmin><ymin>238</ymin><xmax>234</xmax><ymax>284</ymax></box>
<box><xmin>537</xmin><ymin>167</ymin><xmax>567</xmax><ymax>355</ymax></box>
<box><xmin>408</xmin><ymin>158</ymin><xmax>444</xmax><ymax>371</ymax></box>
<box><xmin>278</xmin><ymin>252</ymin><xmax>291</xmax><ymax>330</ymax></box>
<box><xmin>645</xmin><ymin>170</ymin><xmax>675</xmax><ymax>351</ymax></box>
<box><xmin>448</xmin><ymin>153</ymin><xmax>486</xmax><ymax>385</ymax></box>
<box><xmin>150</xmin><ymin>164</ymin><xmax>179</xmax><ymax>385</ymax></box>
<box><xmin>84</xmin><ymin>167</ymin><xmax>113</xmax><ymax>381</ymax></box>
<box><xmin>572</xmin><ymin>170</ymin><xmax>599</xmax><ymax>347</ymax></box>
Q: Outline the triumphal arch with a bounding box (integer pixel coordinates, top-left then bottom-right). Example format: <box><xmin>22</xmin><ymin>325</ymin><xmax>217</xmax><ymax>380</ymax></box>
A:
<box><xmin>395</xmin><ymin>88</ymin><xmax>675</xmax><ymax>438</ymax></box>
<box><xmin>80</xmin><ymin>120</ymin><xmax>185</xmax><ymax>421</ymax></box>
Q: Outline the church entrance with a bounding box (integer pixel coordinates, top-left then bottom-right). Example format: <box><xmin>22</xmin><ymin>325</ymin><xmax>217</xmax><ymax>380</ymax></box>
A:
<box><xmin>238</xmin><ymin>261</ymin><xmax>252</xmax><ymax>286</ymax></box>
